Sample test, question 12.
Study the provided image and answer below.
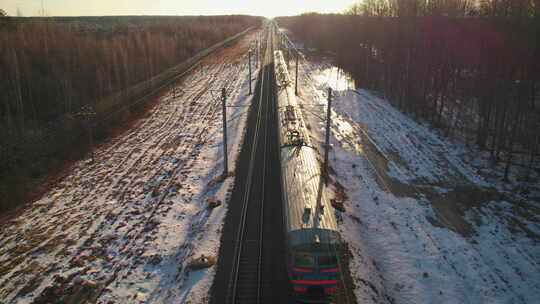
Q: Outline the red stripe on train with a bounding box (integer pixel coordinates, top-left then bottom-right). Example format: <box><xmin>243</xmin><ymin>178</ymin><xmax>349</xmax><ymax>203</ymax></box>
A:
<box><xmin>320</xmin><ymin>268</ymin><xmax>339</xmax><ymax>273</ymax></box>
<box><xmin>292</xmin><ymin>280</ymin><xmax>340</xmax><ymax>285</ymax></box>
<box><xmin>294</xmin><ymin>286</ymin><xmax>338</xmax><ymax>293</ymax></box>
<box><xmin>292</xmin><ymin>268</ymin><xmax>313</xmax><ymax>272</ymax></box>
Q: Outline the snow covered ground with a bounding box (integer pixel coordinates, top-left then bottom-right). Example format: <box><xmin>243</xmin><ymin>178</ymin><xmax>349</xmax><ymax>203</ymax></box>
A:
<box><xmin>292</xmin><ymin>57</ymin><xmax>540</xmax><ymax>304</ymax></box>
<box><xmin>0</xmin><ymin>32</ymin><xmax>259</xmax><ymax>304</ymax></box>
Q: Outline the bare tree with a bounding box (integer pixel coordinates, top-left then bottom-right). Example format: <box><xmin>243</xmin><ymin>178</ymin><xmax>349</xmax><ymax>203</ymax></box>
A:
<box><xmin>277</xmin><ymin>5</ymin><xmax>540</xmax><ymax>184</ymax></box>
<box><xmin>0</xmin><ymin>15</ymin><xmax>262</xmax><ymax>212</ymax></box>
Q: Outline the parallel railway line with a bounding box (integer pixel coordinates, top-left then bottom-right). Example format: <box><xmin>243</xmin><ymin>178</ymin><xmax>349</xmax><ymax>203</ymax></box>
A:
<box><xmin>0</xmin><ymin>46</ymin><xmax>255</xmax><ymax>297</ymax></box>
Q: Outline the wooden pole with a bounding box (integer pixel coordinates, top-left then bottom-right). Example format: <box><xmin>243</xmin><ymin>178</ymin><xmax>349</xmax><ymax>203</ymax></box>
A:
<box><xmin>222</xmin><ymin>88</ymin><xmax>228</xmax><ymax>175</ymax></box>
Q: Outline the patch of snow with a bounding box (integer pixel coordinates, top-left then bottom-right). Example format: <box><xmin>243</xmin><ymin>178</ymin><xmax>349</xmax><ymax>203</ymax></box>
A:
<box><xmin>293</xmin><ymin>57</ymin><xmax>540</xmax><ymax>304</ymax></box>
<box><xmin>0</xmin><ymin>33</ymin><xmax>260</xmax><ymax>304</ymax></box>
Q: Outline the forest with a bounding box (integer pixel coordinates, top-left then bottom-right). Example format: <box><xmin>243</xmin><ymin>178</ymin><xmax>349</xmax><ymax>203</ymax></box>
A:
<box><xmin>0</xmin><ymin>14</ymin><xmax>260</xmax><ymax>212</ymax></box>
<box><xmin>277</xmin><ymin>0</ymin><xmax>540</xmax><ymax>183</ymax></box>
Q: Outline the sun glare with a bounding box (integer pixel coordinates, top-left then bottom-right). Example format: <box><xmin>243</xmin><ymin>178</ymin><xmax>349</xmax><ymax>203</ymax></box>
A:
<box><xmin>2</xmin><ymin>0</ymin><xmax>358</xmax><ymax>17</ymax></box>
<box><xmin>253</xmin><ymin>0</ymin><xmax>357</xmax><ymax>18</ymax></box>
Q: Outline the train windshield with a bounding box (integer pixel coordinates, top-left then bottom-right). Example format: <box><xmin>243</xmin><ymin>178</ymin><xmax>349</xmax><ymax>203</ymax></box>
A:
<box><xmin>295</xmin><ymin>254</ymin><xmax>337</xmax><ymax>268</ymax></box>
<box><xmin>295</xmin><ymin>254</ymin><xmax>316</xmax><ymax>268</ymax></box>
<box><xmin>318</xmin><ymin>255</ymin><xmax>338</xmax><ymax>267</ymax></box>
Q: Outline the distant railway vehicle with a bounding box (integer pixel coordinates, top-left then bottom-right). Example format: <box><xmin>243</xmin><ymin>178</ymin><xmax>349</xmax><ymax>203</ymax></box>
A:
<box><xmin>273</xmin><ymin>50</ymin><xmax>343</xmax><ymax>303</ymax></box>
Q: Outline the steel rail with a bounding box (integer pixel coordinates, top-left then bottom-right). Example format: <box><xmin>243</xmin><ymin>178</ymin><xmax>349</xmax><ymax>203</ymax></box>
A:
<box><xmin>228</xmin><ymin>36</ymin><xmax>269</xmax><ymax>304</ymax></box>
<box><xmin>256</xmin><ymin>65</ymin><xmax>269</xmax><ymax>304</ymax></box>
<box><xmin>256</xmin><ymin>28</ymin><xmax>274</xmax><ymax>304</ymax></box>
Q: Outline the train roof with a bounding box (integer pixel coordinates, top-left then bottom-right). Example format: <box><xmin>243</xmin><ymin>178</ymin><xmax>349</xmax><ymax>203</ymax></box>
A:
<box><xmin>273</xmin><ymin>50</ymin><xmax>339</xmax><ymax>247</ymax></box>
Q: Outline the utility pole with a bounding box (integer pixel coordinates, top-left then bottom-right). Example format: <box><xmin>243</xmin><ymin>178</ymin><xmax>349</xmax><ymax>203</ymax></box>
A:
<box><xmin>249</xmin><ymin>50</ymin><xmax>252</xmax><ymax>95</ymax></box>
<box><xmin>324</xmin><ymin>88</ymin><xmax>332</xmax><ymax>180</ymax></box>
<box><xmin>221</xmin><ymin>88</ymin><xmax>228</xmax><ymax>176</ymax></box>
<box><xmin>260</xmin><ymin>39</ymin><xmax>263</xmax><ymax>68</ymax></box>
<box><xmin>295</xmin><ymin>52</ymin><xmax>299</xmax><ymax>96</ymax></box>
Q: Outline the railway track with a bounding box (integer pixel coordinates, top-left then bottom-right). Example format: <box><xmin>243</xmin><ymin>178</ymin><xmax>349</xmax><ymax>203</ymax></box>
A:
<box><xmin>227</xmin><ymin>30</ymin><xmax>273</xmax><ymax>304</ymax></box>
<box><xmin>211</xmin><ymin>25</ymin><xmax>294</xmax><ymax>304</ymax></box>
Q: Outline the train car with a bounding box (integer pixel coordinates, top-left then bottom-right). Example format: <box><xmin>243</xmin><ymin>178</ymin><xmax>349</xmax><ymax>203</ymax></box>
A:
<box><xmin>273</xmin><ymin>50</ymin><xmax>343</xmax><ymax>302</ymax></box>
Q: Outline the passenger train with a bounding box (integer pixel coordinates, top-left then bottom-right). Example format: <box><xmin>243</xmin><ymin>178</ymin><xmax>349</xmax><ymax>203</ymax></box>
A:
<box><xmin>273</xmin><ymin>50</ymin><xmax>343</xmax><ymax>303</ymax></box>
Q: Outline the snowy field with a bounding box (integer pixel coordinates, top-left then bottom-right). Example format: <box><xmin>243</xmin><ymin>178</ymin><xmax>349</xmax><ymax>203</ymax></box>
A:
<box><xmin>0</xmin><ymin>32</ymin><xmax>259</xmax><ymax>304</ymax></box>
<box><xmin>293</xmin><ymin>57</ymin><xmax>540</xmax><ymax>304</ymax></box>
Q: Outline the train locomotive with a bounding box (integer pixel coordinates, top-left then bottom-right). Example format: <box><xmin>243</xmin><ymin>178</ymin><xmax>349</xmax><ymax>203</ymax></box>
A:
<box><xmin>273</xmin><ymin>50</ymin><xmax>343</xmax><ymax>302</ymax></box>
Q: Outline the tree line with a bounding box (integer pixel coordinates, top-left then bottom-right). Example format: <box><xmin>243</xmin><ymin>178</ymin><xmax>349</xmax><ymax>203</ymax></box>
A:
<box><xmin>344</xmin><ymin>0</ymin><xmax>540</xmax><ymax>17</ymax></box>
<box><xmin>277</xmin><ymin>0</ymin><xmax>540</xmax><ymax>183</ymax></box>
<box><xmin>0</xmin><ymin>15</ymin><xmax>260</xmax><ymax>212</ymax></box>
<box><xmin>0</xmin><ymin>16</ymin><xmax>259</xmax><ymax>130</ymax></box>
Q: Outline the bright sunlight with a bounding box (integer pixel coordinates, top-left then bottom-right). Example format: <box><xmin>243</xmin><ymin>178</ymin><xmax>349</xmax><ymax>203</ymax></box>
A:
<box><xmin>2</xmin><ymin>0</ymin><xmax>358</xmax><ymax>17</ymax></box>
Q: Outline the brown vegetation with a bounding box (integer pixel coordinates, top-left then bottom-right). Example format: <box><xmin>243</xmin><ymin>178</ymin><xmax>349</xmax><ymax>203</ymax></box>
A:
<box><xmin>277</xmin><ymin>0</ymin><xmax>540</xmax><ymax>183</ymax></box>
<box><xmin>0</xmin><ymin>15</ymin><xmax>260</xmax><ymax>213</ymax></box>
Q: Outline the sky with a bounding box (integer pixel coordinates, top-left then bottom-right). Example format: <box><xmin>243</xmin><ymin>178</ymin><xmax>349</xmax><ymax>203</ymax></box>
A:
<box><xmin>1</xmin><ymin>0</ymin><xmax>358</xmax><ymax>17</ymax></box>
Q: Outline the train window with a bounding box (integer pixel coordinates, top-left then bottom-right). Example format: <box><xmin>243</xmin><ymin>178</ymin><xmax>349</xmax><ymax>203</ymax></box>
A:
<box><xmin>295</xmin><ymin>254</ymin><xmax>315</xmax><ymax>268</ymax></box>
<box><xmin>318</xmin><ymin>255</ymin><xmax>338</xmax><ymax>266</ymax></box>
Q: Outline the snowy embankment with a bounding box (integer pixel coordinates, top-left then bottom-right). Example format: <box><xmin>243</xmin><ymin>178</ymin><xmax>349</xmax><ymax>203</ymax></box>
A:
<box><xmin>0</xmin><ymin>33</ymin><xmax>259</xmax><ymax>304</ymax></box>
<box><xmin>293</xmin><ymin>58</ymin><xmax>540</xmax><ymax>304</ymax></box>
